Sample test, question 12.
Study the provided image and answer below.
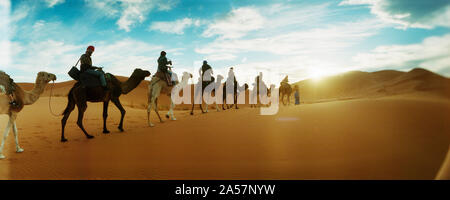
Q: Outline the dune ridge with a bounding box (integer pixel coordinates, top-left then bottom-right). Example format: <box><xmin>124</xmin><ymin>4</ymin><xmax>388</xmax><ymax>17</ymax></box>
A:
<box><xmin>294</xmin><ymin>68</ymin><xmax>450</xmax><ymax>103</ymax></box>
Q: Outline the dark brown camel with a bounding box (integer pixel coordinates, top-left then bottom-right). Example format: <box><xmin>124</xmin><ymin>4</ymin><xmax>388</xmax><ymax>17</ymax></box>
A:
<box><xmin>279</xmin><ymin>76</ymin><xmax>292</xmax><ymax>106</ymax></box>
<box><xmin>60</xmin><ymin>68</ymin><xmax>150</xmax><ymax>142</ymax></box>
<box><xmin>222</xmin><ymin>80</ymin><xmax>249</xmax><ymax>110</ymax></box>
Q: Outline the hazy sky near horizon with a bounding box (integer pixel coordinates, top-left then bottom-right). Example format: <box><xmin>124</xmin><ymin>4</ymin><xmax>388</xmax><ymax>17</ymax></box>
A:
<box><xmin>0</xmin><ymin>0</ymin><xmax>449</xmax><ymax>84</ymax></box>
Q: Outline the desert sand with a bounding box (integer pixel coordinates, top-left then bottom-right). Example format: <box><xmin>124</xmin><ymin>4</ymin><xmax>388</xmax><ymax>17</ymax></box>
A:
<box><xmin>0</xmin><ymin>68</ymin><xmax>449</xmax><ymax>179</ymax></box>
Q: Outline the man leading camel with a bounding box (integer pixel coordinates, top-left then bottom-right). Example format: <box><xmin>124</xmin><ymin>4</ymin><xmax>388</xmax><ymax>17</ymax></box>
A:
<box><xmin>79</xmin><ymin>45</ymin><xmax>108</xmax><ymax>90</ymax></box>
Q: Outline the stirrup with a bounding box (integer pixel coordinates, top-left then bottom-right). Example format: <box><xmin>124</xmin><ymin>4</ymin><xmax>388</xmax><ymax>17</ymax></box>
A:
<box><xmin>9</xmin><ymin>101</ymin><xmax>18</xmax><ymax>107</ymax></box>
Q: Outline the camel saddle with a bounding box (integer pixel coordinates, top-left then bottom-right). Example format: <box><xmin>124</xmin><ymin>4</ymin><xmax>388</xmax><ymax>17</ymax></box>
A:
<box><xmin>68</xmin><ymin>67</ymin><xmax>110</xmax><ymax>88</ymax></box>
<box><xmin>154</xmin><ymin>71</ymin><xmax>173</xmax><ymax>86</ymax></box>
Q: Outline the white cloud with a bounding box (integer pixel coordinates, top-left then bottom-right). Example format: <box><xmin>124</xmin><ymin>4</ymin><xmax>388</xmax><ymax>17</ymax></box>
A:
<box><xmin>10</xmin><ymin>40</ymin><xmax>83</xmax><ymax>76</ymax></box>
<box><xmin>351</xmin><ymin>34</ymin><xmax>450</xmax><ymax>74</ymax></box>
<box><xmin>202</xmin><ymin>7</ymin><xmax>266</xmax><ymax>39</ymax></box>
<box><xmin>149</xmin><ymin>18</ymin><xmax>201</xmax><ymax>35</ymax></box>
<box><xmin>0</xmin><ymin>0</ymin><xmax>10</xmax><ymax>68</ymax></box>
<box><xmin>86</xmin><ymin>0</ymin><xmax>178</xmax><ymax>32</ymax></box>
<box><xmin>196</xmin><ymin>19</ymin><xmax>383</xmax><ymax>57</ymax></box>
<box><xmin>339</xmin><ymin>0</ymin><xmax>450</xmax><ymax>29</ymax></box>
<box><xmin>45</xmin><ymin>0</ymin><xmax>65</xmax><ymax>8</ymax></box>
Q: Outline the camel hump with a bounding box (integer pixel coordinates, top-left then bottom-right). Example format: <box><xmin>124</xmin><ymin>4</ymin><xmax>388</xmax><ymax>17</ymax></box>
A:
<box><xmin>0</xmin><ymin>72</ymin><xmax>24</xmax><ymax>112</ymax></box>
<box><xmin>280</xmin><ymin>82</ymin><xmax>291</xmax><ymax>87</ymax></box>
<box><xmin>0</xmin><ymin>71</ymin><xmax>15</xmax><ymax>94</ymax></box>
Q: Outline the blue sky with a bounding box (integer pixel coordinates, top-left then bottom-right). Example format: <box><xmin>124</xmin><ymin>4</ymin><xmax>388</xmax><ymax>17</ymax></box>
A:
<box><xmin>0</xmin><ymin>0</ymin><xmax>449</xmax><ymax>84</ymax></box>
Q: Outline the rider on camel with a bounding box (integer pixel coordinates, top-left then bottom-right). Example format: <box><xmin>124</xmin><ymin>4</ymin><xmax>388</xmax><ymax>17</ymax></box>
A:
<box><xmin>156</xmin><ymin>51</ymin><xmax>174</xmax><ymax>86</ymax></box>
<box><xmin>79</xmin><ymin>45</ymin><xmax>108</xmax><ymax>90</ymax></box>
<box><xmin>199</xmin><ymin>60</ymin><xmax>214</xmax><ymax>83</ymax></box>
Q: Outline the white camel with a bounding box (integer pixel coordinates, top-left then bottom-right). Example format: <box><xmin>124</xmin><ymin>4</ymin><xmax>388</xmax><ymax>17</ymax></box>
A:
<box><xmin>0</xmin><ymin>72</ymin><xmax>56</xmax><ymax>159</ymax></box>
<box><xmin>203</xmin><ymin>74</ymin><xmax>224</xmax><ymax>113</ymax></box>
<box><xmin>147</xmin><ymin>71</ymin><xmax>192</xmax><ymax>127</ymax></box>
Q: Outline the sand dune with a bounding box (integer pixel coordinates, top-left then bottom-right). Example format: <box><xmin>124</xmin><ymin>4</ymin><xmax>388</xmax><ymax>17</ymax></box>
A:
<box><xmin>294</xmin><ymin>68</ymin><xmax>450</xmax><ymax>103</ymax></box>
<box><xmin>0</xmin><ymin>68</ymin><xmax>447</xmax><ymax>179</ymax></box>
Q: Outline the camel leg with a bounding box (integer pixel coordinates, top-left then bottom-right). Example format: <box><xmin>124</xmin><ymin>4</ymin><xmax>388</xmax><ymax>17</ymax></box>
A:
<box><xmin>222</xmin><ymin>97</ymin><xmax>226</xmax><ymax>110</ymax></box>
<box><xmin>234</xmin><ymin>94</ymin><xmax>239</xmax><ymax>109</ymax></box>
<box><xmin>147</xmin><ymin>85</ymin><xmax>154</xmax><ymax>127</ymax></box>
<box><xmin>216</xmin><ymin>104</ymin><xmax>220</xmax><ymax>112</ymax></box>
<box><xmin>102</xmin><ymin>101</ymin><xmax>110</xmax><ymax>134</ymax></box>
<box><xmin>200</xmin><ymin>103</ymin><xmax>206</xmax><ymax>113</ymax></box>
<box><xmin>167</xmin><ymin>100</ymin><xmax>176</xmax><ymax>120</ymax></box>
<box><xmin>280</xmin><ymin>94</ymin><xmax>283</xmax><ymax>106</ymax></box>
<box><xmin>0</xmin><ymin>117</ymin><xmax>12</xmax><ymax>159</ymax></box>
<box><xmin>147</xmin><ymin>97</ymin><xmax>155</xmax><ymax>127</ymax></box>
<box><xmin>165</xmin><ymin>95</ymin><xmax>175</xmax><ymax>120</ymax></box>
<box><xmin>190</xmin><ymin>102</ymin><xmax>195</xmax><ymax>115</ymax></box>
<box><xmin>12</xmin><ymin>120</ymin><xmax>24</xmax><ymax>153</ymax></box>
<box><xmin>61</xmin><ymin>99</ymin><xmax>75</xmax><ymax>142</ymax></box>
<box><xmin>76</xmin><ymin>103</ymin><xmax>94</xmax><ymax>139</ymax></box>
<box><xmin>205</xmin><ymin>104</ymin><xmax>209</xmax><ymax>113</ymax></box>
<box><xmin>154</xmin><ymin>98</ymin><xmax>164</xmax><ymax>123</ymax></box>
<box><xmin>111</xmin><ymin>98</ymin><xmax>126</xmax><ymax>132</ymax></box>
<box><xmin>191</xmin><ymin>88</ymin><xmax>200</xmax><ymax>115</ymax></box>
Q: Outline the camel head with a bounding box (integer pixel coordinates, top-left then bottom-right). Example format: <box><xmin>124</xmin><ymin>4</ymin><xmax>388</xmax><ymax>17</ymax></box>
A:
<box><xmin>243</xmin><ymin>83</ymin><xmax>249</xmax><ymax>90</ymax></box>
<box><xmin>131</xmin><ymin>68</ymin><xmax>151</xmax><ymax>79</ymax></box>
<box><xmin>217</xmin><ymin>74</ymin><xmax>224</xmax><ymax>81</ymax></box>
<box><xmin>182</xmin><ymin>72</ymin><xmax>193</xmax><ymax>81</ymax></box>
<box><xmin>36</xmin><ymin>71</ymin><xmax>57</xmax><ymax>84</ymax></box>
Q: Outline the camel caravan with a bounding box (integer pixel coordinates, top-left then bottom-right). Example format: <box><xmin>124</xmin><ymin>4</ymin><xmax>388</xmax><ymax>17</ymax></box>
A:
<box><xmin>0</xmin><ymin>45</ymin><xmax>449</xmax><ymax>180</ymax></box>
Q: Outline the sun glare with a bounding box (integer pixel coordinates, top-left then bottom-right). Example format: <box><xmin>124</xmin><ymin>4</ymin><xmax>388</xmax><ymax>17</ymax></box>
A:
<box><xmin>309</xmin><ymin>68</ymin><xmax>328</xmax><ymax>81</ymax></box>
<box><xmin>307</xmin><ymin>67</ymin><xmax>346</xmax><ymax>82</ymax></box>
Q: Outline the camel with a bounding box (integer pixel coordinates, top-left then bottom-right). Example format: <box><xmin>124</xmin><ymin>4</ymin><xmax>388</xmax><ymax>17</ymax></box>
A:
<box><xmin>61</xmin><ymin>68</ymin><xmax>150</xmax><ymax>142</ymax></box>
<box><xmin>147</xmin><ymin>72</ymin><xmax>192</xmax><ymax>127</ymax></box>
<box><xmin>190</xmin><ymin>74</ymin><xmax>218</xmax><ymax>115</ymax></box>
<box><xmin>0</xmin><ymin>72</ymin><xmax>57</xmax><ymax>159</ymax></box>
<box><xmin>279</xmin><ymin>76</ymin><xmax>292</xmax><ymax>105</ymax></box>
<box><xmin>222</xmin><ymin>80</ymin><xmax>249</xmax><ymax>110</ymax></box>
<box><xmin>204</xmin><ymin>75</ymin><xmax>224</xmax><ymax>113</ymax></box>
<box><xmin>250</xmin><ymin>75</ymin><xmax>270</xmax><ymax>108</ymax></box>
<box><xmin>190</xmin><ymin>75</ymin><xmax>224</xmax><ymax>115</ymax></box>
